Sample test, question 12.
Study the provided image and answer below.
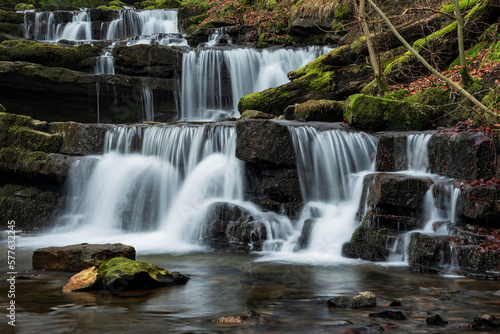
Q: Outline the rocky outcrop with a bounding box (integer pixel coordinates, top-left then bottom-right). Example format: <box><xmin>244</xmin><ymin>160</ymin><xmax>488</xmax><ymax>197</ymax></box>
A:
<box><xmin>49</xmin><ymin>121</ymin><xmax>113</xmax><ymax>156</ymax></box>
<box><xmin>342</xmin><ymin>225</ymin><xmax>389</xmax><ymax>262</ymax></box>
<box><xmin>428</xmin><ymin>129</ymin><xmax>499</xmax><ymax>180</ymax></box>
<box><xmin>455</xmin><ymin>180</ymin><xmax>500</xmax><ymax>228</ymax></box>
<box><xmin>201</xmin><ymin>202</ymin><xmax>268</xmax><ymax>253</ymax></box>
<box><xmin>98</xmin><ymin>257</ymin><xmax>188</xmax><ymax>294</ymax></box>
<box><xmin>345</xmin><ymin>94</ymin><xmax>437</xmax><ymax>131</ymax></box>
<box><xmin>32</xmin><ymin>243</ymin><xmax>136</xmax><ymax>271</ymax></box>
<box><xmin>375</xmin><ymin>134</ymin><xmax>409</xmax><ymax>172</ymax></box>
<box><xmin>235</xmin><ymin>119</ymin><xmax>302</xmax><ymax>218</ymax></box>
<box><xmin>0</xmin><ymin>61</ymin><xmax>179</xmax><ymax>123</ymax></box>
<box><xmin>407</xmin><ymin>232</ymin><xmax>444</xmax><ymax>273</ymax></box>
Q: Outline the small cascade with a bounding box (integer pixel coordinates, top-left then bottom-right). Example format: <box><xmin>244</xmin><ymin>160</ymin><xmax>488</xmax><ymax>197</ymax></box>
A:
<box><xmin>387</xmin><ymin>183</ymin><xmax>461</xmax><ymax>263</ymax></box>
<box><xmin>140</xmin><ymin>87</ymin><xmax>155</xmax><ymax>122</ymax></box>
<box><xmin>94</xmin><ymin>50</ymin><xmax>115</xmax><ymax>75</ymax></box>
<box><xmin>105</xmin><ymin>8</ymin><xmax>179</xmax><ymax>41</ymax></box>
<box><xmin>407</xmin><ymin>133</ymin><xmax>432</xmax><ymax>173</ymax></box>
<box><xmin>206</xmin><ymin>27</ymin><xmax>232</xmax><ymax>47</ymax></box>
<box><xmin>24</xmin><ymin>9</ymin><xmax>92</xmax><ymax>42</ymax></box>
<box><xmin>261</xmin><ymin>127</ymin><xmax>378</xmax><ymax>261</ymax></box>
<box><xmin>180</xmin><ymin>46</ymin><xmax>332</xmax><ymax>121</ymax></box>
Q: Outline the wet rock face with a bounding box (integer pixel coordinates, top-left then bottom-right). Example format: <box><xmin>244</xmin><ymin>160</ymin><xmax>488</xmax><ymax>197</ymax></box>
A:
<box><xmin>455</xmin><ymin>181</ymin><xmax>500</xmax><ymax>228</ymax></box>
<box><xmin>342</xmin><ymin>226</ymin><xmax>389</xmax><ymax>262</ymax></box>
<box><xmin>32</xmin><ymin>243</ymin><xmax>136</xmax><ymax>271</ymax></box>
<box><xmin>360</xmin><ymin>173</ymin><xmax>432</xmax><ymax>218</ymax></box>
<box><xmin>407</xmin><ymin>232</ymin><xmax>444</xmax><ymax>273</ymax></box>
<box><xmin>375</xmin><ymin>134</ymin><xmax>409</xmax><ymax>172</ymax></box>
<box><xmin>201</xmin><ymin>202</ymin><xmax>268</xmax><ymax>253</ymax></box>
<box><xmin>428</xmin><ymin>130</ymin><xmax>500</xmax><ymax>180</ymax></box>
<box><xmin>235</xmin><ymin>119</ymin><xmax>296</xmax><ymax>168</ymax></box>
<box><xmin>49</xmin><ymin>122</ymin><xmax>113</xmax><ymax>156</ymax></box>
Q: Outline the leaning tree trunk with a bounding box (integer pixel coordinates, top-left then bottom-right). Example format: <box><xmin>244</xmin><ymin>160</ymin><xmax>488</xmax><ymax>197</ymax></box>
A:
<box><xmin>366</xmin><ymin>0</ymin><xmax>495</xmax><ymax>117</ymax></box>
<box><xmin>453</xmin><ymin>0</ymin><xmax>473</xmax><ymax>87</ymax></box>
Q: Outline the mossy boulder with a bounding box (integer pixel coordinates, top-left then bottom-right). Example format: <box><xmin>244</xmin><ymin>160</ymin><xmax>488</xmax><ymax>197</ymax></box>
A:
<box><xmin>0</xmin><ymin>9</ymin><xmax>22</xmax><ymax>23</ymax></box>
<box><xmin>0</xmin><ymin>111</ymin><xmax>33</xmax><ymax>147</ymax></box>
<box><xmin>290</xmin><ymin>99</ymin><xmax>344</xmax><ymax>122</ymax></box>
<box><xmin>14</xmin><ymin>3</ymin><xmax>35</xmax><ymax>10</ymax></box>
<box><xmin>407</xmin><ymin>232</ymin><xmax>444</xmax><ymax>273</ymax></box>
<box><xmin>345</xmin><ymin>94</ymin><xmax>437</xmax><ymax>131</ymax></box>
<box><xmin>240</xmin><ymin>110</ymin><xmax>275</xmax><ymax>120</ymax></box>
<box><xmin>98</xmin><ymin>257</ymin><xmax>188</xmax><ymax>294</ymax></box>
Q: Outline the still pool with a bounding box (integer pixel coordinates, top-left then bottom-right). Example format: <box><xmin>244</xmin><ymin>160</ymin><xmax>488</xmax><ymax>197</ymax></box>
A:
<box><xmin>1</xmin><ymin>243</ymin><xmax>499</xmax><ymax>334</ymax></box>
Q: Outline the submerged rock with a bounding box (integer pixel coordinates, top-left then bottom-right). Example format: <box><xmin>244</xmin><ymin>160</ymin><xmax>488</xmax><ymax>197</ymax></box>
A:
<box><xmin>369</xmin><ymin>310</ymin><xmax>408</xmax><ymax>320</ymax></box>
<box><xmin>32</xmin><ymin>243</ymin><xmax>136</xmax><ymax>271</ymax></box>
<box><xmin>327</xmin><ymin>291</ymin><xmax>377</xmax><ymax>309</ymax></box>
<box><xmin>472</xmin><ymin>313</ymin><xmax>500</xmax><ymax>327</ymax></box>
<box><xmin>215</xmin><ymin>310</ymin><xmax>265</xmax><ymax>327</ymax></box>
<box><xmin>426</xmin><ymin>314</ymin><xmax>447</xmax><ymax>326</ymax></box>
<box><xmin>98</xmin><ymin>257</ymin><xmax>188</xmax><ymax>294</ymax></box>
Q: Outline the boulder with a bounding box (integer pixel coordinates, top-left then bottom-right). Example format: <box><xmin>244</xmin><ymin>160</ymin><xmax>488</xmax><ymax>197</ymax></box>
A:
<box><xmin>240</xmin><ymin>110</ymin><xmax>275</xmax><ymax>120</ymax></box>
<box><xmin>344</xmin><ymin>94</ymin><xmax>436</xmax><ymax>131</ymax></box>
<box><xmin>49</xmin><ymin>122</ymin><xmax>113</xmax><ymax>155</ymax></box>
<box><xmin>472</xmin><ymin>313</ymin><xmax>500</xmax><ymax>327</ymax></box>
<box><xmin>201</xmin><ymin>202</ymin><xmax>267</xmax><ymax>253</ymax></box>
<box><xmin>98</xmin><ymin>257</ymin><xmax>188</xmax><ymax>294</ymax></box>
<box><xmin>327</xmin><ymin>291</ymin><xmax>377</xmax><ymax>309</ymax></box>
<box><xmin>286</xmin><ymin>99</ymin><xmax>344</xmax><ymax>122</ymax></box>
<box><xmin>62</xmin><ymin>266</ymin><xmax>99</xmax><ymax>292</ymax></box>
<box><xmin>360</xmin><ymin>173</ymin><xmax>432</xmax><ymax>217</ymax></box>
<box><xmin>428</xmin><ymin>129</ymin><xmax>499</xmax><ymax>180</ymax></box>
<box><xmin>235</xmin><ymin>119</ymin><xmax>295</xmax><ymax>168</ymax></box>
<box><xmin>455</xmin><ymin>244</ymin><xmax>500</xmax><ymax>273</ymax></box>
<box><xmin>426</xmin><ymin>314</ymin><xmax>447</xmax><ymax>326</ymax></box>
<box><xmin>32</xmin><ymin>243</ymin><xmax>136</xmax><ymax>271</ymax></box>
<box><xmin>455</xmin><ymin>180</ymin><xmax>500</xmax><ymax>227</ymax></box>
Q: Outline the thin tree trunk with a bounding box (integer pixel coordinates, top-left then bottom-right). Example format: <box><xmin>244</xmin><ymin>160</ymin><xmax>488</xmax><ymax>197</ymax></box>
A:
<box><xmin>357</xmin><ymin>0</ymin><xmax>389</xmax><ymax>93</ymax></box>
<box><xmin>454</xmin><ymin>0</ymin><xmax>473</xmax><ymax>87</ymax></box>
<box><xmin>365</xmin><ymin>0</ymin><xmax>495</xmax><ymax>117</ymax></box>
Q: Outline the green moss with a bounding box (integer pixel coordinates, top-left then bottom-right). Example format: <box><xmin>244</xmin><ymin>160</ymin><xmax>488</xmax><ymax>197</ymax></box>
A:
<box><xmin>99</xmin><ymin>257</ymin><xmax>170</xmax><ymax>281</ymax></box>
<box><xmin>293</xmin><ymin>99</ymin><xmax>344</xmax><ymax>122</ymax></box>
<box><xmin>383</xmin><ymin>89</ymin><xmax>407</xmax><ymax>101</ymax></box>
<box><xmin>440</xmin><ymin>0</ymin><xmax>479</xmax><ymax>13</ymax></box>
<box><xmin>350</xmin><ymin>35</ymin><xmax>366</xmax><ymax>52</ymax></box>
<box><xmin>257</xmin><ymin>32</ymin><xmax>269</xmax><ymax>48</ymax></box>
<box><xmin>404</xmin><ymin>86</ymin><xmax>451</xmax><ymax>106</ymax></box>
<box><xmin>7</xmin><ymin>125</ymin><xmax>62</xmax><ymax>153</ymax></box>
<box><xmin>97</xmin><ymin>5</ymin><xmax>124</xmax><ymax>10</ymax></box>
<box><xmin>334</xmin><ymin>2</ymin><xmax>352</xmax><ymax>20</ymax></box>
<box><xmin>345</xmin><ymin>94</ymin><xmax>437</xmax><ymax>131</ymax></box>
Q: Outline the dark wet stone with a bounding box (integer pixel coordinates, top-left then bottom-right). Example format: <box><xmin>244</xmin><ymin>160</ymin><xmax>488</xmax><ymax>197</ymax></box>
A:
<box><xmin>389</xmin><ymin>300</ymin><xmax>402</xmax><ymax>307</ymax></box>
<box><xmin>426</xmin><ymin>314</ymin><xmax>447</xmax><ymax>325</ymax></box>
<box><xmin>327</xmin><ymin>291</ymin><xmax>376</xmax><ymax>309</ymax></box>
<box><xmin>369</xmin><ymin>310</ymin><xmax>408</xmax><ymax>320</ymax></box>
<box><xmin>472</xmin><ymin>313</ymin><xmax>500</xmax><ymax>327</ymax></box>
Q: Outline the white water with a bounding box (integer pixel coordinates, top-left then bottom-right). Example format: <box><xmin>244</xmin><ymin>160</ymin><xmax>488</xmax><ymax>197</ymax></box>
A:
<box><xmin>140</xmin><ymin>87</ymin><xmax>155</xmax><ymax>122</ymax></box>
<box><xmin>206</xmin><ymin>27</ymin><xmax>233</xmax><ymax>47</ymax></box>
<box><xmin>180</xmin><ymin>46</ymin><xmax>332</xmax><ymax>121</ymax></box>
<box><xmin>94</xmin><ymin>50</ymin><xmax>115</xmax><ymax>75</ymax></box>
<box><xmin>23</xmin><ymin>9</ymin><xmax>92</xmax><ymax>42</ymax></box>
<box><xmin>259</xmin><ymin>127</ymin><xmax>378</xmax><ymax>264</ymax></box>
<box><xmin>407</xmin><ymin>133</ymin><xmax>432</xmax><ymax>173</ymax></box>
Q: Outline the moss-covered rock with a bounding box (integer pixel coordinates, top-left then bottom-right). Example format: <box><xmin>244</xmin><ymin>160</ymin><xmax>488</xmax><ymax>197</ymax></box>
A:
<box><xmin>240</xmin><ymin>110</ymin><xmax>274</xmax><ymax>120</ymax></box>
<box><xmin>344</xmin><ymin>94</ymin><xmax>437</xmax><ymax>131</ymax></box>
<box><xmin>98</xmin><ymin>257</ymin><xmax>188</xmax><ymax>294</ymax></box>
<box><xmin>407</xmin><ymin>232</ymin><xmax>443</xmax><ymax>273</ymax></box>
<box><xmin>7</xmin><ymin>125</ymin><xmax>62</xmax><ymax>153</ymax></box>
<box><xmin>14</xmin><ymin>3</ymin><xmax>35</xmax><ymax>10</ymax></box>
<box><xmin>291</xmin><ymin>99</ymin><xmax>344</xmax><ymax>122</ymax></box>
<box><xmin>0</xmin><ymin>183</ymin><xmax>60</xmax><ymax>230</ymax></box>
<box><xmin>0</xmin><ymin>40</ymin><xmax>101</xmax><ymax>71</ymax></box>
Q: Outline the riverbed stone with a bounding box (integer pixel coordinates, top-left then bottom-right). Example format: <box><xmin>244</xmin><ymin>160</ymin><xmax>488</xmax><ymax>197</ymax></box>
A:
<box><xmin>215</xmin><ymin>310</ymin><xmax>265</xmax><ymax>326</ymax></box>
<box><xmin>472</xmin><ymin>313</ymin><xmax>500</xmax><ymax>327</ymax></box>
<box><xmin>32</xmin><ymin>243</ymin><xmax>136</xmax><ymax>271</ymax></box>
<box><xmin>98</xmin><ymin>257</ymin><xmax>188</xmax><ymax>294</ymax></box>
<box><xmin>327</xmin><ymin>291</ymin><xmax>377</xmax><ymax>309</ymax></box>
<box><xmin>369</xmin><ymin>310</ymin><xmax>408</xmax><ymax>320</ymax></box>
<box><xmin>62</xmin><ymin>266</ymin><xmax>99</xmax><ymax>292</ymax></box>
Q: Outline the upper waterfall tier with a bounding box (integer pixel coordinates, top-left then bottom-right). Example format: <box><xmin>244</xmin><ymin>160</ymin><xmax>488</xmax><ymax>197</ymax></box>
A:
<box><xmin>22</xmin><ymin>8</ymin><xmax>182</xmax><ymax>45</ymax></box>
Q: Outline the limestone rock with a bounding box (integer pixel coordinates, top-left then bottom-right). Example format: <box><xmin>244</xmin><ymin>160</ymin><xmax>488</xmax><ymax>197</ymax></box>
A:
<box><xmin>327</xmin><ymin>291</ymin><xmax>377</xmax><ymax>309</ymax></box>
<box><xmin>62</xmin><ymin>266</ymin><xmax>99</xmax><ymax>292</ymax></box>
<box><xmin>32</xmin><ymin>243</ymin><xmax>136</xmax><ymax>271</ymax></box>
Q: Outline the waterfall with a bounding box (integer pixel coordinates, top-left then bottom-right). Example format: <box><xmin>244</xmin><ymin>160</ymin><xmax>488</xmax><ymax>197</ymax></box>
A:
<box><xmin>25</xmin><ymin>9</ymin><xmax>92</xmax><ymax>42</ymax></box>
<box><xmin>180</xmin><ymin>46</ymin><xmax>332</xmax><ymax>121</ymax></box>
<box><xmin>260</xmin><ymin>127</ymin><xmax>378</xmax><ymax>262</ymax></box>
<box><xmin>206</xmin><ymin>27</ymin><xmax>232</xmax><ymax>47</ymax></box>
<box><xmin>140</xmin><ymin>87</ymin><xmax>155</xmax><ymax>122</ymax></box>
<box><xmin>407</xmin><ymin>133</ymin><xmax>431</xmax><ymax>173</ymax></box>
<box><xmin>54</xmin><ymin>123</ymin><xmax>245</xmax><ymax>251</ymax></box>
<box><xmin>94</xmin><ymin>50</ymin><xmax>115</xmax><ymax>75</ymax></box>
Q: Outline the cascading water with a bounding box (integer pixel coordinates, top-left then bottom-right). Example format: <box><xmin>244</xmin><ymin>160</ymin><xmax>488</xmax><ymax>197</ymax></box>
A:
<box><xmin>23</xmin><ymin>9</ymin><xmax>92</xmax><ymax>42</ymax></box>
<box><xmin>94</xmin><ymin>50</ymin><xmax>115</xmax><ymax>75</ymax></box>
<box><xmin>407</xmin><ymin>133</ymin><xmax>432</xmax><ymax>173</ymax></box>
<box><xmin>259</xmin><ymin>126</ymin><xmax>378</xmax><ymax>263</ymax></box>
<box><xmin>46</xmin><ymin>123</ymin><xmax>245</xmax><ymax>252</ymax></box>
<box><xmin>180</xmin><ymin>46</ymin><xmax>332</xmax><ymax>121</ymax></box>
